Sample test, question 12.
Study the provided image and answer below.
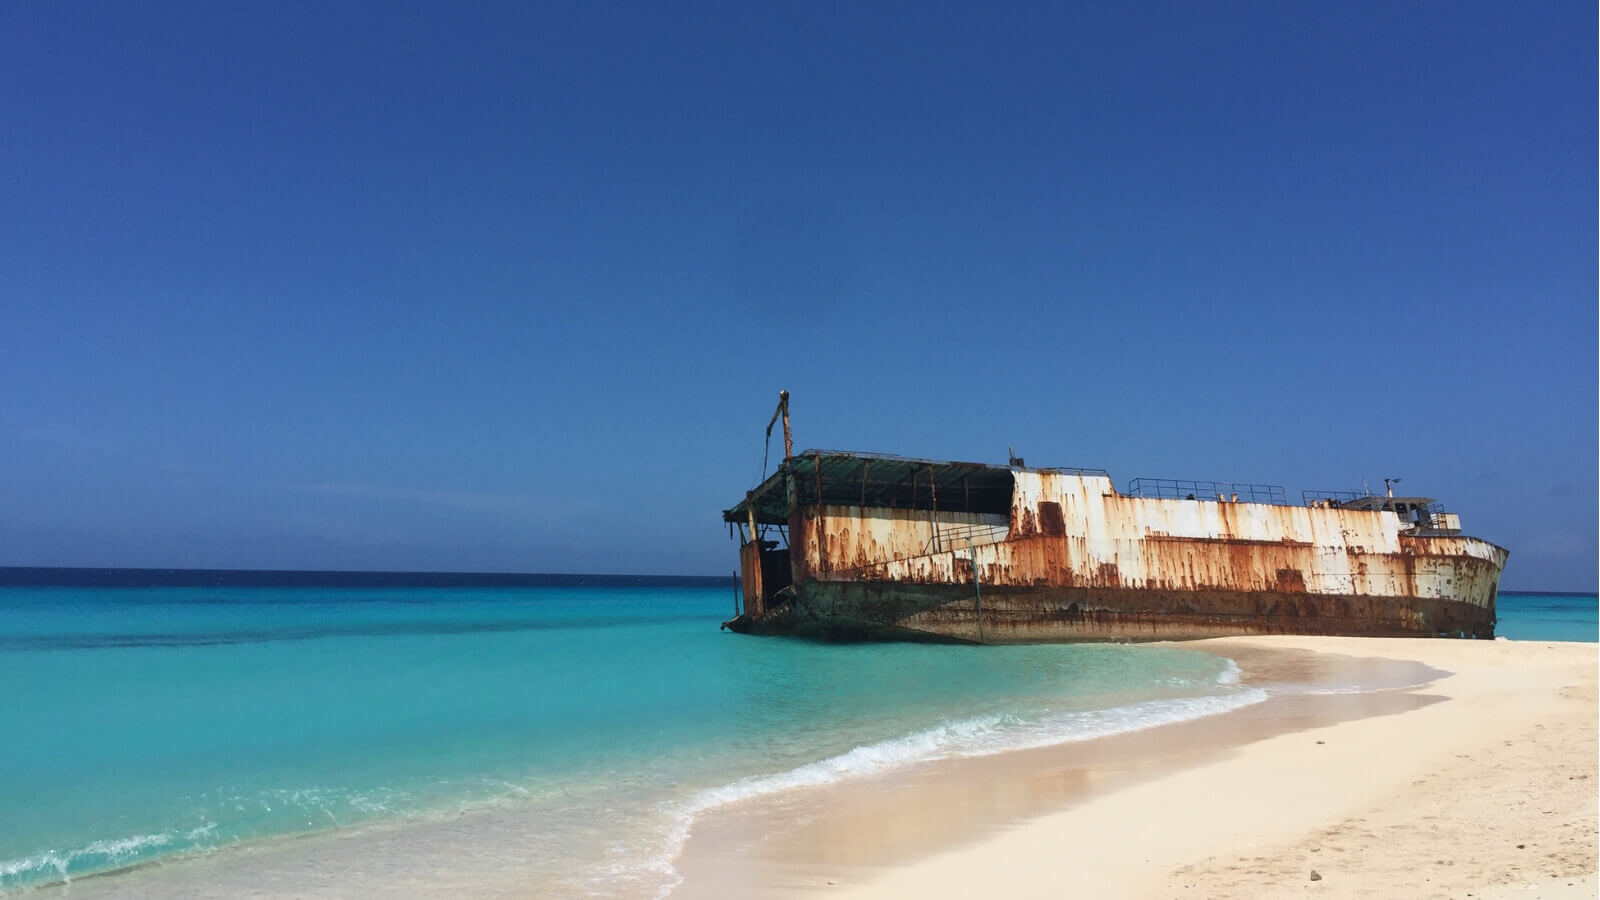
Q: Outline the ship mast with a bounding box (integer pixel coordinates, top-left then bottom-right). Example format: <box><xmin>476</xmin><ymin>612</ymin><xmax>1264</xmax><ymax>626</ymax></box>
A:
<box><xmin>766</xmin><ymin>390</ymin><xmax>791</xmax><ymax>461</ymax></box>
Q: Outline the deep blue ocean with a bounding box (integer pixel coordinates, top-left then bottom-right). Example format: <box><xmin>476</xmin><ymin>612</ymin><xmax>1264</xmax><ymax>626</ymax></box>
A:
<box><xmin>0</xmin><ymin>579</ymin><xmax>1591</xmax><ymax>894</ymax></box>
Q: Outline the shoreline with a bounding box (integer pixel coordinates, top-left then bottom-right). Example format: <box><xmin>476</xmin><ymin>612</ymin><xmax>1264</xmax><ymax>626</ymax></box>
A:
<box><xmin>18</xmin><ymin>636</ymin><xmax>1594</xmax><ymax>897</ymax></box>
<box><xmin>19</xmin><ymin>642</ymin><xmax>1268</xmax><ymax>898</ymax></box>
<box><xmin>673</xmin><ymin>637</ymin><xmax>1597</xmax><ymax>898</ymax></box>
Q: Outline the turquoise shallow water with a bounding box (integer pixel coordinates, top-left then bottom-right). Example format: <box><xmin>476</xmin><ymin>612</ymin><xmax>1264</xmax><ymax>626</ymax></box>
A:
<box><xmin>1494</xmin><ymin>592</ymin><xmax>1598</xmax><ymax>642</ymax></box>
<box><xmin>1</xmin><ymin>584</ymin><xmax>1590</xmax><ymax>894</ymax></box>
<box><xmin>0</xmin><ymin>584</ymin><xmax>1260</xmax><ymax>894</ymax></box>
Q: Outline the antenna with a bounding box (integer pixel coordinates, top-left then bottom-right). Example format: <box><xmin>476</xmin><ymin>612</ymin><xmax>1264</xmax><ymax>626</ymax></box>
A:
<box><xmin>1384</xmin><ymin>476</ymin><xmax>1402</xmax><ymax>498</ymax></box>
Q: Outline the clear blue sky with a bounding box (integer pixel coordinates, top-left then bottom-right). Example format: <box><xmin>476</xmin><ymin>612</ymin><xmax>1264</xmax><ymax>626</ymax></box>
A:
<box><xmin>2</xmin><ymin>2</ymin><xmax>1594</xmax><ymax>589</ymax></box>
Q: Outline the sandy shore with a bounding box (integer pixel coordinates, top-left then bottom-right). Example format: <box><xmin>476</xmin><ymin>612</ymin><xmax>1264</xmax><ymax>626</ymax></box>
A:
<box><xmin>676</xmin><ymin>637</ymin><xmax>1596</xmax><ymax>899</ymax></box>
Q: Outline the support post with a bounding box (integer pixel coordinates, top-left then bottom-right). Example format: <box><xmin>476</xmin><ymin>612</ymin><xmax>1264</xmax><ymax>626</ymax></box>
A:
<box><xmin>813</xmin><ymin>453</ymin><xmax>825</xmax><ymax>572</ymax></box>
<box><xmin>746</xmin><ymin>494</ymin><xmax>758</xmax><ymax>548</ymax></box>
<box><xmin>970</xmin><ymin>537</ymin><xmax>984</xmax><ymax>644</ymax></box>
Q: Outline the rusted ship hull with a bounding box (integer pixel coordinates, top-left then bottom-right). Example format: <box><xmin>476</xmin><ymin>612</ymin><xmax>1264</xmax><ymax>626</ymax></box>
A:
<box><xmin>727</xmin><ymin>579</ymin><xmax>1500</xmax><ymax>643</ymax></box>
<box><xmin>723</xmin><ymin>448</ymin><xmax>1508</xmax><ymax>645</ymax></box>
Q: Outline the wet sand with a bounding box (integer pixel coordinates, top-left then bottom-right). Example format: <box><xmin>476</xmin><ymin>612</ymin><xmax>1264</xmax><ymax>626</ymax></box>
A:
<box><xmin>673</xmin><ymin>637</ymin><xmax>1597</xmax><ymax>899</ymax></box>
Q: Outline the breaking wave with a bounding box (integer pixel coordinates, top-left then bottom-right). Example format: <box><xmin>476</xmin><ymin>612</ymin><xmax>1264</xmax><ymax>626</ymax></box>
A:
<box><xmin>0</xmin><ymin>826</ymin><xmax>216</xmax><ymax>892</ymax></box>
<box><xmin>642</xmin><ymin>664</ymin><xmax>1266</xmax><ymax>897</ymax></box>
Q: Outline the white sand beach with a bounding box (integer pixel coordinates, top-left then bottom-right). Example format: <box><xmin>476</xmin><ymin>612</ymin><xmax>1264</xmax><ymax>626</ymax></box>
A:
<box><xmin>677</xmin><ymin>637</ymin><xmax>1597</xmax><ymax>899</ymax></box>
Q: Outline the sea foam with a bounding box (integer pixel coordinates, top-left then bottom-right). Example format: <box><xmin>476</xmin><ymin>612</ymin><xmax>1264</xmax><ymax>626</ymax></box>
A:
<box><xmin>0</xmin><ymin>831</ymin><xmax>177</xmax><ymax>889</ymax></box>
<box><xmin>640</xmin><ymin>663</ymin><xmax>1266</xmax><ymax>897</ymax></box>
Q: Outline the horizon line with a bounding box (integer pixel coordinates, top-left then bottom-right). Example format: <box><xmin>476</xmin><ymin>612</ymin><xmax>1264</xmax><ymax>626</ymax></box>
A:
<box><xmin>0</xmin><ymin>566</ymin><xmax>729</xmax><ymax>588</ymax></box>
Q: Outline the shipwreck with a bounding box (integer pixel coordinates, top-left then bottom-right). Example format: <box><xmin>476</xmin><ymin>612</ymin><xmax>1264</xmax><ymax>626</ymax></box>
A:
<box><xmin>721</xmin><ymin>392</ymin><xmax>1507</xmax><ymax>643</ymax></box>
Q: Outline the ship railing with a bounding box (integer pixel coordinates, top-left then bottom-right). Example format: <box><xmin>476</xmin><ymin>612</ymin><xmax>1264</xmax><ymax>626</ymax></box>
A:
<box><xmin>799</xmin><ymin>448</ymin><xmax>1109</xmax><ymax>477</ymax></box>
<box><xmin>1301</xmin><ymin>494</ymin><xmax>1464</xmax><ymax>534</ymax></box>
<box><xmin>1124</xmin><ymin>478</ymin><xmax>1289</xmax><ymax>505</ymax></box>
<box><xmin>1408</xmin><ymin>503</ymin><xmax>1462</xmax><ymax>535</ymax></box>
<box><xmin>1301</xmin><ymin>489</ymin><xmax>1367</xmax><ymax>507</ymax></box>
<box><xmin>925</xmin><ymin>521</ymin><xmax>1010</xmax><ymax>556</ymax></box>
